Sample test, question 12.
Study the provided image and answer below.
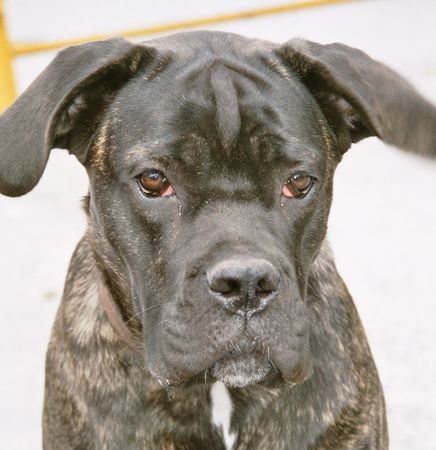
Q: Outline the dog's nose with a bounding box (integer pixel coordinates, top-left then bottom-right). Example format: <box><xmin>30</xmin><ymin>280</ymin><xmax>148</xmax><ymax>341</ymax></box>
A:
<box><xmin>206</xmin><ymin>258</ymin><xmax>279</xmax><ymax>316</ymax></box>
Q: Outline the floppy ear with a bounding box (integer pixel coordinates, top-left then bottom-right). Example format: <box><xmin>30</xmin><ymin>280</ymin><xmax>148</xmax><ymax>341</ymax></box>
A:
<box><xmin>277</xmin><ymin>39</ymin><xmax>436</xmax><ymax>156</ymax></box>
<box><xmin>0</xmin><ymin>37</ymin><xmax>149</xmax><ymax>197</ymax></box>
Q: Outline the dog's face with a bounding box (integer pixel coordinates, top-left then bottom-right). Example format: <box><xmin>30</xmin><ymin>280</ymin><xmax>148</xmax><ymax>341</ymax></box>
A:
<box><xmin>1</xmin><ymin>31</ymin><xmax>433</xmax><ymax>388</ymax></box>
<box><xmin>87</xmin><ymin>33</ymin><xmax>337</xmax><ymax>387</ymax></box>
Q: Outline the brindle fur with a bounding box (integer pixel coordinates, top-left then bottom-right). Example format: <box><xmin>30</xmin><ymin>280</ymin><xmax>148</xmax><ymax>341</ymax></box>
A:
<box><xmin>1</xmin><ymin>31</ymin><xmax>435</xmax><ymax>450</ymax></box>
<box><xmin>43</xmin><ymin>236</ymin><xmax>385</xmax><ymax>449</ymax></box>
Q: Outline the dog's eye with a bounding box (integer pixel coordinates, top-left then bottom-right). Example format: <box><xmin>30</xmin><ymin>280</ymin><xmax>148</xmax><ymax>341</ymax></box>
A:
<box><xmin>282</xmin><ymin>172</ymin><xmax>314</xmax><ymax>198</ymax></box>
<box><xmin>137</xmin><ymin>170</ymin><xmax>174</xmax><ymax>197</ymax></box>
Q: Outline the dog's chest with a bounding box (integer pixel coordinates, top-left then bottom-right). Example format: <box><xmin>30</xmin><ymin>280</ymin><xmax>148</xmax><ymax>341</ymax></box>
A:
<box><xmin>210</xmin><ymin>382</ymin><xmax>237</xmax><ymax>450</ymax></box>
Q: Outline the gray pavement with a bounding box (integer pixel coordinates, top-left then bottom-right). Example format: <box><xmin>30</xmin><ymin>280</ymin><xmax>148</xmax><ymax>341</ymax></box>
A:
<box><xmin>1</xmin><ymin>1</ymin><xmax>435</xmax><ymax>448</ymax></box>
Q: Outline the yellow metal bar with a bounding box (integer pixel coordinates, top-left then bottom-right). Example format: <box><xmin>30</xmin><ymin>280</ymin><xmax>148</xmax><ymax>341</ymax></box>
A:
<box><xmin>0</xmin><ymin>0</ymin><xmax>16</xmax><ymax>111</ymax></box>
<box><xmin>11</xmin><ymin>0</ymin><xmax>355</xmax><ymax>56</ymax></box>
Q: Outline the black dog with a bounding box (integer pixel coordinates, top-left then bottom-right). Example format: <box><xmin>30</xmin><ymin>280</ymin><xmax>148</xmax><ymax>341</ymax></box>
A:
<box><xmin>1</xmin><ymin>31</ymin><xmax>435</xmax><ymax>449</ymax></box>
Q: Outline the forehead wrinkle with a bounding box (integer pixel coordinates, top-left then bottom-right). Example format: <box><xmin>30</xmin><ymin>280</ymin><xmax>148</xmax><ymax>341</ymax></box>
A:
<box><xmin>210</xmin><ymin>63</ymin><xmax>241</xmax><ymax>155</ymax></box>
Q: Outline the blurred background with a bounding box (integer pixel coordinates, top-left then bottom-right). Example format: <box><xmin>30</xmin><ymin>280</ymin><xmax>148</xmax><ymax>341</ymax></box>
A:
<box><xmin>0</xmin><ymin>0</ymin><xmax>435</xmax><ymax>448</ymax></box>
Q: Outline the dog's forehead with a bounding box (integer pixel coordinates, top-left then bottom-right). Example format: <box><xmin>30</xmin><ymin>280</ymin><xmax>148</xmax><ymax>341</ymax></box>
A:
<box><xmin>93</xmin><ymin>31</ymin><xmax>332</xmax><ymax>174</ymax></box>
<box><xmin>146</xmin><ymin>30</ymin><xmax>276</xmax><ymax>61</ymax></box>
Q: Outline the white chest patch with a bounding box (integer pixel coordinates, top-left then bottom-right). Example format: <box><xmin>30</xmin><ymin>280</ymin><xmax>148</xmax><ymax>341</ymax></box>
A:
<box><xmin>210</xmin><ymin>381</ymin><xmax>237</xmax><ymax>450</ymax></box>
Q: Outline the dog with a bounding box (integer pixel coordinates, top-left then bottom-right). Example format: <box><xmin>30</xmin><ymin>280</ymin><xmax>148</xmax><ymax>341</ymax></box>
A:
<box><xmin>1</xmin><ymin>31</ymin><xmax>435</xmax><ymax>449</ymax></box>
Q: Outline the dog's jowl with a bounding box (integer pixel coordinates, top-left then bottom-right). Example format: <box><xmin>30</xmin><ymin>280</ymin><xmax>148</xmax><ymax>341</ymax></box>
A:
<box><xmin>1</xmin><ymin>31</ymin><xmax>435</xmax><ymax>449</ymax></box>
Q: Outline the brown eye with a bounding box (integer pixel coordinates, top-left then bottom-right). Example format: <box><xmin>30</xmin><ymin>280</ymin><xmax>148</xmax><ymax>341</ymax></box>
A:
<box><xmin>282</xmin><ymin>172</ymin><xmax>314</xmax><ymax>199</ymax></box>
<box><xmin>137</xmin><ymin>169</ymin><xmax>174</xmax><ymax>197</ymax></box>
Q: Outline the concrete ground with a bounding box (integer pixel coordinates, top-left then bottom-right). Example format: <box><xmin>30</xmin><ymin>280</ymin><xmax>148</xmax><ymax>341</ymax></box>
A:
<box><xmin>1</xmin><ymin>0</ymin><xmax>435</xmax><ymax>448</ymax></box>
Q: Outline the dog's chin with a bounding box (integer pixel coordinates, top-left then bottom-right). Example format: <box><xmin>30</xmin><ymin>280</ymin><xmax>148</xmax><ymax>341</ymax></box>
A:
<box><xmin>210</xmin><ymin>353</ymin><xmax>275</xmax><ymax>388</ymax></box>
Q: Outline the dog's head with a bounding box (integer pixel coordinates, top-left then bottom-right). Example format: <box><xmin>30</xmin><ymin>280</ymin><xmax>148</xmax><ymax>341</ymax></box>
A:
<box><xmin>1</xmin><ymin>31</ymin><xmax>434</xmax><ymax>388</ymax></box>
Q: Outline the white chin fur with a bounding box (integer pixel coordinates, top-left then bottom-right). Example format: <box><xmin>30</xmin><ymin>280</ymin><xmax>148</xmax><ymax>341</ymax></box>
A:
<box><xmin>211</xmin><ymin>354</ymin><xmax>271</xmax><ymax>388</ymax></box>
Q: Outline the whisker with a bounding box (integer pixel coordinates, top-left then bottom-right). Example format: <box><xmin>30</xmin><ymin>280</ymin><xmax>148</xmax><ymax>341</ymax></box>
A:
<box><xmin>124</xmin><ymin>302</ymin><xmax>165</xmax><ymax>326</ymax></box>
<box><xmin>266</xmin><ymin>346</ymin><xmax>279</xmax><ymax>374</ymax></box>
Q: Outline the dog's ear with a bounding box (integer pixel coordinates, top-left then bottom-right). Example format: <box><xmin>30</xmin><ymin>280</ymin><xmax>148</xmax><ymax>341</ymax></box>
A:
<box><xmin>277</xmin><ymin>39</ymin><xmax>436</xmax><ymax>156</ymax></box>
<box><xmin>0</xmin><ymin>37</ymin><xmax>150</xmax><ymax>197</ymax></box>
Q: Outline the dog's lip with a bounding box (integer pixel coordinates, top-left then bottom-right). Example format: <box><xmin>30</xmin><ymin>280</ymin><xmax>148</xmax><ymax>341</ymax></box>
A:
<box><xmin>209</xmin><ymin>350</ymin><xmax>312</xmax><ymax>385</ymax></box>
<box><xmin>150</xmin><ymin>352</ymin><xmax>312</xmax><ymax>389</ymax></box>
<box><xmin>150</xmin><ymin>350</ymin><xmax>272</xmax><ymax>388</ymax></box>
<box><xmin>283</xmin><ymin>360</ymin><xmax>314</xmax><ymax>384</ymax></box>
<box><xmin>149</xmin><ymin>328</ymin><xmax>312</xmax><ymax>388</ymax></box>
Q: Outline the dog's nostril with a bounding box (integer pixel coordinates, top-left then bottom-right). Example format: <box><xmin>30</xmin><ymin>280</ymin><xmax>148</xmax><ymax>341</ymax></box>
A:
<box><xmin>257</xmin><ymin>278</ymin><xmax>275</xmax><ymax>293</ymax></box>
<box><xmin>255</xmin><ymin>287</ymin><xmax>272</xmax><ymax>298</ymax></box>
<box><xmin>211</xmin><ymin>277</ymin><xmax>240</xmax><ymax>296</ymax></box>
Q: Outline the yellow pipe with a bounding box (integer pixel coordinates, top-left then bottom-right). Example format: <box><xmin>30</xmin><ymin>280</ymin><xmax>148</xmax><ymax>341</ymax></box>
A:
<box><xmin>11</xmin><ymin>0</ymin><xmax>355</xmax><ymax>56</ymax></box>
<box><xmin>0</xmin><ymin>0</ymin><xmax>16</xmax><ymax>111</ymax></box>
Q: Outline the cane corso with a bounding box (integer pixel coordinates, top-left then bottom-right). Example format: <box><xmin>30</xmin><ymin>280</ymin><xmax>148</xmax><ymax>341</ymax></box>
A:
<box><xmin>1</xmin><ymin>31</ymin><xmax>435</xmax><ymax>449</ymax></box>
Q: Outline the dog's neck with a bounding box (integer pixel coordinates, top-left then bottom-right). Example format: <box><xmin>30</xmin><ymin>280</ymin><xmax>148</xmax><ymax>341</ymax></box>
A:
<box><xmin>97</xmin><ymin>271</ymin><xmax>143</xmax><ymax>355</ymax></box>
